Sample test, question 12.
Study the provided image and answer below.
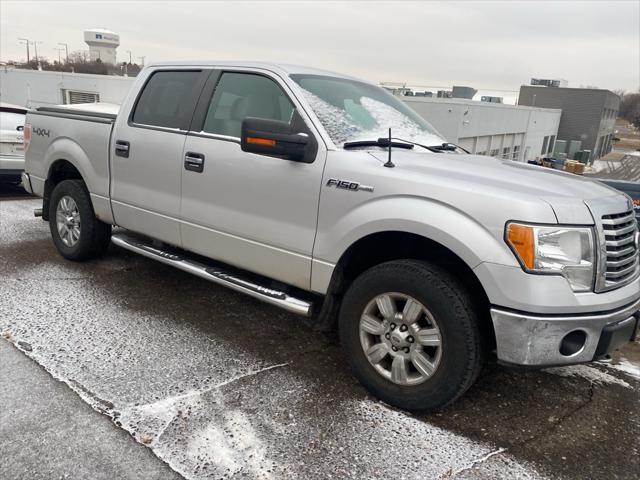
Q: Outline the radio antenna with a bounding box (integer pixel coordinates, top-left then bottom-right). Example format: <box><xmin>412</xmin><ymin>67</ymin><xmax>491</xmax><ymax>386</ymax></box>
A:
<box><xmin>384</xmin><ymin>127</ymin><xmax>395</xmax><ymax>168</ymax></box>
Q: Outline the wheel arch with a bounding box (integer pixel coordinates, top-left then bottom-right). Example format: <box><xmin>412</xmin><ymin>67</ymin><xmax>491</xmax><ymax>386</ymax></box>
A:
<box><xmin>43</xmin><ymin>158</ymin><xmax>85</xmax><ymax>221</ymax></box>
<box><xmin>314</xmin><ymin>230</ymin><xmax>495</xmax><ymax>348</ymax></box>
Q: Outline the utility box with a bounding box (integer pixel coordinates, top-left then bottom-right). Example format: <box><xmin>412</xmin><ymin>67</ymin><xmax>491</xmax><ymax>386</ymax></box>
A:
<box><xmin>452</xmin><ymin>86</ymin><xmax>477</xmax><ymax>100</ymax></box>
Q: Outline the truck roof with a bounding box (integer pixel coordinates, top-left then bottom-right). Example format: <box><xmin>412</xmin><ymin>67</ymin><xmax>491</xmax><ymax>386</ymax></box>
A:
<box><xmin>145</xmin><ymin>61</ymin><xmax>365</xmax><ymax>82</ymax></box>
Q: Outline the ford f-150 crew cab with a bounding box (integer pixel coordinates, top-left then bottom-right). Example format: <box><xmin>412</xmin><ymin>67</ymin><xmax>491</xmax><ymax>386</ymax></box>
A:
<box><xmin>22</xmin><ymin>62</ymin><xmax>640</xmax><ymax>410</ymax></box>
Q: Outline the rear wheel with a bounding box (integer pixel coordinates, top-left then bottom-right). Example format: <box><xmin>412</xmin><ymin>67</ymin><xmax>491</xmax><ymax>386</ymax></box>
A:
<box><xmin>339</xmin><ymin>259</ymin><xmax>484</xmax><ymax>411</ymax></box>
<box><xmin>49</xmin><ymin>179</ymin><xmax>111</xmax><ymax>260</ymax></box>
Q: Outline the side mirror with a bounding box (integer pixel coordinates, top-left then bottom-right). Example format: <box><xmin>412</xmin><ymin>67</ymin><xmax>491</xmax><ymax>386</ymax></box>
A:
<box><xmin>241</xmin><ymin>116</ymin><xmax>312</xmax><ymax>162</ymax></box>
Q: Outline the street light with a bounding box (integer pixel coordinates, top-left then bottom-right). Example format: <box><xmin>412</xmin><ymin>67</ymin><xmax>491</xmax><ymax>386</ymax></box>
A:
<box><xmin>53</xmin><ymin>47</ymin><xmax>63</xmax><ymax>63</ymax></box>
<box><xmin>32</xmin><ymin>41</ymin><xmax>43</xmax><ymax>62</ymax></box>
<box><xmin>58</xmin><ymin>42</ymin><xmax>69</xmax><ymax>63</ymax></box>
<box><xmin>18</xmin><ymin>38</ymin><xmax>30</xmax><ymax>63</ymax></box>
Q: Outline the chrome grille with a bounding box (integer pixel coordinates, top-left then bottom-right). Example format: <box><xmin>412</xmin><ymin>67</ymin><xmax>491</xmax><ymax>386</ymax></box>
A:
<box><xmin>601</xmin><ymin>210</ymin><xmax>639</xmax><ymax>290</ymax></box>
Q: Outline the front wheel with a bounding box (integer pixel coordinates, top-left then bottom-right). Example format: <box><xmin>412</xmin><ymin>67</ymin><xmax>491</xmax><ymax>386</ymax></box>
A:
<box><xmin>339</xmin><ymin>260</ymin><xmax>484</xmax><ymax>411</ymax></box>
<box><xmin>49</xmin><ymin>179</ymin><xmax>111</xmax><ymax>261</ymax></box>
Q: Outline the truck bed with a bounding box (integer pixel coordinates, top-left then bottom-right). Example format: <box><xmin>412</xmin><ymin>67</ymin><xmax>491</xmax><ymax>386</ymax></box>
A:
<box><xmin>24</xmin><ymin>103</ymin><xmax>117</xmax><ymax>223</ymax></box>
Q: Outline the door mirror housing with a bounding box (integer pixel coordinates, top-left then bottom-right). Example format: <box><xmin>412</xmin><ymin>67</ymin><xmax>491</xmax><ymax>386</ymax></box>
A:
<box><xmin>241</xmin><ymin>114</ymin><xmax>316</xmax><ymax>163</ymax></box>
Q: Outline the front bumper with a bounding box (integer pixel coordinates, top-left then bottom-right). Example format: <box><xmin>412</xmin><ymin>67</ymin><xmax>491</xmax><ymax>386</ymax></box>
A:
<box><xmin>491</xmin><ymin>298</ymin><xmax>640</xmax><ymax>367</ymax></box>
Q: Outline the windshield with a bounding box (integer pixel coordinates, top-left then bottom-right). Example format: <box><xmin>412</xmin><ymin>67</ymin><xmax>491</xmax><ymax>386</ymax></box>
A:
<box><xmin>290</xmin><ymin>74</ymin><xmax>445</xmax><ymax>148</ymax></box>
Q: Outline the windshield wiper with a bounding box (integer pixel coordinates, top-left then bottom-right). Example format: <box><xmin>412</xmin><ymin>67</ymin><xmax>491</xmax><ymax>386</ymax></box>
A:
<box><xmin>343</xmin><ymin>138</ymin><xmax>414</xmax><ymax>150</ymax></box>
<box><xmin>391</xmin><ymin>138</ymin><xmax>468</xmax><ymax>154</ymax></box>
<box><xmin>428</xmin><ymin>142</ymin><xmax>468</xmax><ymax>153</ymax></box>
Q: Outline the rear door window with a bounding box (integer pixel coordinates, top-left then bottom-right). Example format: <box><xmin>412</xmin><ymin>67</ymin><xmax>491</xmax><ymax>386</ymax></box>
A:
<box><xmin>202</xmin><ymin>73</ymin><xmax>294</xmax><ymax>138</ymax></box>
<box><xmin>132</xmin><ymin>70</ymin><xmax>202</xmax><ymax>129</ymax></box>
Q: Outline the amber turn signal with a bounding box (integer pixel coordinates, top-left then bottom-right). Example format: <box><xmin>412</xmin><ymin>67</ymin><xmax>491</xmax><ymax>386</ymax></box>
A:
<box><xmin>246</xmin><ymin>137</ymin><xmax>276</xmax><ymax>147</ymax></box>
<box><xmin>506</xmin><ymin>223</ymin><xmax>535</xmax><ymax>269</ymax></box>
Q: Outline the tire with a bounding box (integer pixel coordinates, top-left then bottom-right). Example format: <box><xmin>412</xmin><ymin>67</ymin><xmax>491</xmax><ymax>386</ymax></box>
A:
<box><xmin>48</xmin><ymin>179</ymin><xmax>111</xmax><ymax>261</ymax></box>
<box><xmin>339</xmin><ymin>259</ymin><xmax>484</xmax><ymax>411</ymax></box>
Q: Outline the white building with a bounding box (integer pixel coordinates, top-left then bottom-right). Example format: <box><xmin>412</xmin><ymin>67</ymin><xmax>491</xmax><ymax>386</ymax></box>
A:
<box><xmin>84</xmin><ymin>28</ymin><xmax>120</xmax><ymax>64</ymax></box>
<box><xmin>401</xmin><ymin>96</ymin><xmax>561</xmax><ymax>163</ymax></box>
<box><xmin>0</xmin><ymin>68</ymin><xmax>134</xmax><ymax>108</ymax></box>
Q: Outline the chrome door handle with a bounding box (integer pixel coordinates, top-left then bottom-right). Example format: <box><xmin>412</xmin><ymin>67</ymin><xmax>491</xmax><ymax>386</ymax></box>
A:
<box><xmin>115</xmin><ymin>140</ymin><xmax>130</xmax><ymax>158</ymax></box>
<box><xmin>184</xmin><ymin>152</ymin><xmax>205</xmax><ymax>173</ymax></box>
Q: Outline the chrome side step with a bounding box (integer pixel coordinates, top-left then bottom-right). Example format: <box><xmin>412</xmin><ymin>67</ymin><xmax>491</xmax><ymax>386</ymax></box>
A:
<box><xmin>111</xmin><ymin>233</ymin><xmax>313</xmax><ymax>316</ymax></box>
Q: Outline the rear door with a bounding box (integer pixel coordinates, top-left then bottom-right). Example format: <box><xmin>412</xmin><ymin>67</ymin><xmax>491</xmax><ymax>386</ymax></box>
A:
<box><xmin>110</xmin><ymin>69</ymin><xmax>209</xmax><ymax>245</ymax></box>
<box><xmin>179</xmin><ymin>69</ymin><xmax>327</xmax><ymax>289</ymax></box>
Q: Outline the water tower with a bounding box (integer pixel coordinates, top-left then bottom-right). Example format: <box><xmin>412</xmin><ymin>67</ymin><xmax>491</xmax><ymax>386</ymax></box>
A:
<box><xmin>84</xmin><ymin>28</ymin><xmax>119</xmax><ymax>64</ymax></box>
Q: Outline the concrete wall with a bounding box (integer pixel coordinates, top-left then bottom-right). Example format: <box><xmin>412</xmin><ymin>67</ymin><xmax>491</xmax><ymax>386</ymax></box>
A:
<box><xmin>402</xmin><ymin>96</ymin><xmax>561</xmax><ymax>162</ymax></box>
<box><xmin>0</xmin><ymin>68</ymin><xmax>134</xmax><ymax>108</ymax></box>
<box><xmin>518</xmin><ymin>86</ymin><xmax>620</xmax><ymax>160</ymax></box>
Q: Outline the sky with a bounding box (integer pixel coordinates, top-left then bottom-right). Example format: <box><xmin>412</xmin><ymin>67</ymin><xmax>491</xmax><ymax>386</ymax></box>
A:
<box><xmin>1</xmin><ymin>0</ymin><xmax>638</xmax><ymax>93</ymax></box>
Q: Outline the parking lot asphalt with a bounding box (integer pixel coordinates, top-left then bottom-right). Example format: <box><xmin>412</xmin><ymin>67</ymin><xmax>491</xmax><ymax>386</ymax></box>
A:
<box><xmin>1</xmin><ymin>186</ymin><xmax>639</xmax><ymax>480</ymax></box>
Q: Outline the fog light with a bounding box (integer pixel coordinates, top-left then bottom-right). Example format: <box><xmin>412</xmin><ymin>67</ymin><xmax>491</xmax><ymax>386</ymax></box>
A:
<box><xmin>559</xmin><ymin>330</ymin><xmax>587</xmax><ymax>356</ymax></box>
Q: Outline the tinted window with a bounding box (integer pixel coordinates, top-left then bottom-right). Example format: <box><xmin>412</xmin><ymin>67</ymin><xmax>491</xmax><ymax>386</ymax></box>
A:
<box><xmin>132</xmin><ymin>71</ymin><xmax>202</xmax><ymax>129</ymax></box>
<box><xmin>202</xmin><ymin>73</ymin><xmax>294</xmax><ymax>138</ymax></box>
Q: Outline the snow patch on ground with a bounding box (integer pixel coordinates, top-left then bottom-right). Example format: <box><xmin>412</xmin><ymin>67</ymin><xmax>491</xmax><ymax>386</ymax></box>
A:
<box><xmin>115</xmin><ymin>364</ymin><xmax>289</xmax><ymax>479</ymax></box>
<box><xmin>544</xmin><ymin>364</ymin><xmax>631</xmax><ymax>389</ymax></box>
<box><xmin>352</xmin><ymin>400</ymin><xmax>546</xmax><ymax>480</ymax></box>
<box><xmin>600</xmin><ymin>357</ymin><xmax>640</xmax><ymax>381</ymax></box>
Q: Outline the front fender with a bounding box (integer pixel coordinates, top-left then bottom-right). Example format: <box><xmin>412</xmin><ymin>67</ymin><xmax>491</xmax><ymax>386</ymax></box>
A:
<box><xmin>311</xmin><ymin>195</ymin><xmax>520</xmax><ymax>293</ymax></box>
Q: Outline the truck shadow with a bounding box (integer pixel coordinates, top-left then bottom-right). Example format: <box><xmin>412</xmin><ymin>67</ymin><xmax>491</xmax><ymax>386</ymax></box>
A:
<box><xmin>0</xmin><ymin>182</ymin><xmax>30</xmax><ymax>199</ymax></box>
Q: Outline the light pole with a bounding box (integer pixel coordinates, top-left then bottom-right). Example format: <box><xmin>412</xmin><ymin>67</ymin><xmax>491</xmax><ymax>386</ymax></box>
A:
<box><xmin>32</xmin><ymin>41</ymin><xmax>43</xmax><ymax>62</ymax></box>
<box><xmin>138</xmin><ymin>56</ymin><xmax>145</xmax><ymax>66</ymax></box>
<box><xmin>126</xmin><ymin>50</ymin><xmax>132</xmax><ymax>64</ymax></box>
<box><xmin>58</xmin><ymin>42</ymin><xmax>69</xmax><ymax>63</ymax></box>
<box><xmin>18</xmin><ymin>38</ymin><xmax>30</xmax><ymax>63</ymax></box>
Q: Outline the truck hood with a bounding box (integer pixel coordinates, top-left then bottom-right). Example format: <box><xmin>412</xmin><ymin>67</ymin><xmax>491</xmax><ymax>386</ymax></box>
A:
<box><xmin>369</xmin><ymin>150</ymin><xmax>627</xmax><ymax>224</ymax></box>
<box><xmin>372</xmin><ymin>151</ymin><xmax>613</xmax><ymax>199</ymax></box>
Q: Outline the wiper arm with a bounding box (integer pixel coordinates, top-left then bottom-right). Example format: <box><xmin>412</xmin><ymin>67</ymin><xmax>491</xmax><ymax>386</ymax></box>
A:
<box><xmin>343</xmin><ymin>138</ymin><xmax>414</xmax><ymax>150</ymax></box>
<box><xmin>389</xmin><ymin>137</ymin><xmax>441</xmax><ymax>153</ymax></box>
<box><xmin>391</xmin><ymin>138</ymin><xmax>469</xmax><ymax>154</ymax></box>
<box><xmin>428</xmin><ymin>142</ymin><xmax>468</xmax><ymax>152</ymax></box>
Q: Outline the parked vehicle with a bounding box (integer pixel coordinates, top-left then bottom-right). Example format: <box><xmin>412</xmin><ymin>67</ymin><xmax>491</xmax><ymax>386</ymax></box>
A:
<box><xmin>0</xmin><ymin>103</ymin><xmax>28</xmax><ymax>182</ymax></box>
<box><xmin>587</xmin><ymin>151</ymin><xmax>640</xmax><ymax>225</ymax></box>
<box><xmin>597</xmin><ymin>180</ymin><xmax>640</xmax><ymax>225</ymax></box>
<box><xmin>22</xmin><ymin>62</ymin><xmax>640</xmax><ymax>410</ymax></box>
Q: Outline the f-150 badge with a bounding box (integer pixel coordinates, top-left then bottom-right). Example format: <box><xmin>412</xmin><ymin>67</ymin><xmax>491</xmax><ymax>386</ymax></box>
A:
<box><xmin>326</xmin><ymin>178</ymin><xmax>374</xmax><ymax>192</ymax></box>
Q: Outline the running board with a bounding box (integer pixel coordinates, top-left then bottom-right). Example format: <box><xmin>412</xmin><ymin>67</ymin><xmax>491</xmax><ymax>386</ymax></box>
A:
<box><xmin>111</xmin><ymin>233</ymin><xmax>313</xmax><ymax>316</ymax></box>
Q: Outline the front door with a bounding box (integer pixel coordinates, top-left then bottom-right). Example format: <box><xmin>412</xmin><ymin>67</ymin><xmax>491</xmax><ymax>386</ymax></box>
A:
<box><xmin>180</xmin><ymin>70</ymin><xmax>326</xmax><ymax>289</ymax></box>
<box><xmin>110</xmin><ymin>69</ymin><xmax>207</xmax><ymax>246</ymax></box>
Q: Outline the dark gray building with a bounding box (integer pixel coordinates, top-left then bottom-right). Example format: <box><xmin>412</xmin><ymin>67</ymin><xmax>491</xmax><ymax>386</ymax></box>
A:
<box><xmin>518</xmin><ymin>86</ymin><xmax>620</xmax><ymax>161</ymax></box>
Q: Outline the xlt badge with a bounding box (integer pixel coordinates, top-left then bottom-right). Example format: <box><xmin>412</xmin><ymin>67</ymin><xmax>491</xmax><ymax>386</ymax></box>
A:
<box><xmin>326</xmin><ymin>178</ymin><xmax>374</xmax><ymax>192</ymax></box>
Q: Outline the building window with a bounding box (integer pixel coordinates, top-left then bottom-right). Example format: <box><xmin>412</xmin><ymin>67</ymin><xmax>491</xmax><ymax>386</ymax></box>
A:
<box><xmin>548</xmin><ymin>135</ymin><xmax>555</xmax><ymax>154</ymax></box>
<box><xmin>513</xmin><ymin>145</ymin><xmax>520</xmax><ymax>160</ymax></box>
<box><xmin>541</xmin><ymin>136</ymin><xmax>549</xmax><ymax>155</ymax></box>
<box><xmin>476</xmin><ymin>151</ymin><xmax>487</xmax><ymax>156</ymax></box>
<box><xmin>502</xmin><ymin>147</ymin><xmax>511</xmax><ymax>158</ymax></box>
<box><xmin>490</xmin><ymin>149</ymin><xmax>500</xmax><ymax>157</ymax></box>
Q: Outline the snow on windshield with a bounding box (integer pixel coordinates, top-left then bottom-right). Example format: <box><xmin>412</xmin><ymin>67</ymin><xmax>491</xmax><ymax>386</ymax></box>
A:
<box><xmin>300</xmin><ymin>88</ymin><xmax>444</xmax><ymax>147</ymax></box>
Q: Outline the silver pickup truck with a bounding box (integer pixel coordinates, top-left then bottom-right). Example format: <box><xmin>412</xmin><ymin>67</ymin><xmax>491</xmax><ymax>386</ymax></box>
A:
<box><xmin>22</xmin><ymin>62</ymin><xmax>640</xmax><ymax>410</ymax></box>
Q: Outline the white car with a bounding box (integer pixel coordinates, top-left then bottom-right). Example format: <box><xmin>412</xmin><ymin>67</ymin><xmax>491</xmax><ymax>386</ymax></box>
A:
<box><xmin>0</xmin><ymin>102</ymin><xmax>28</xmax><ymax>182</ymax></box>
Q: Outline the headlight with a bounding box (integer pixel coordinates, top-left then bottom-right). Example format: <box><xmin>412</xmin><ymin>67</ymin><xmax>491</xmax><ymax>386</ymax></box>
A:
<box><xmin>506</xmin><ymin>223</ymin><xmax>595</xmax><ymax>292</ymax></box>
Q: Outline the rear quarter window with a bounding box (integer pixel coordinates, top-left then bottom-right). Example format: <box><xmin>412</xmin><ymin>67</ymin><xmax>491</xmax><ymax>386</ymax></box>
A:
<box><xmin>131</xmin><ymin>70</ymin><xmax>202</xmax><ymax>129</ymax></box>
